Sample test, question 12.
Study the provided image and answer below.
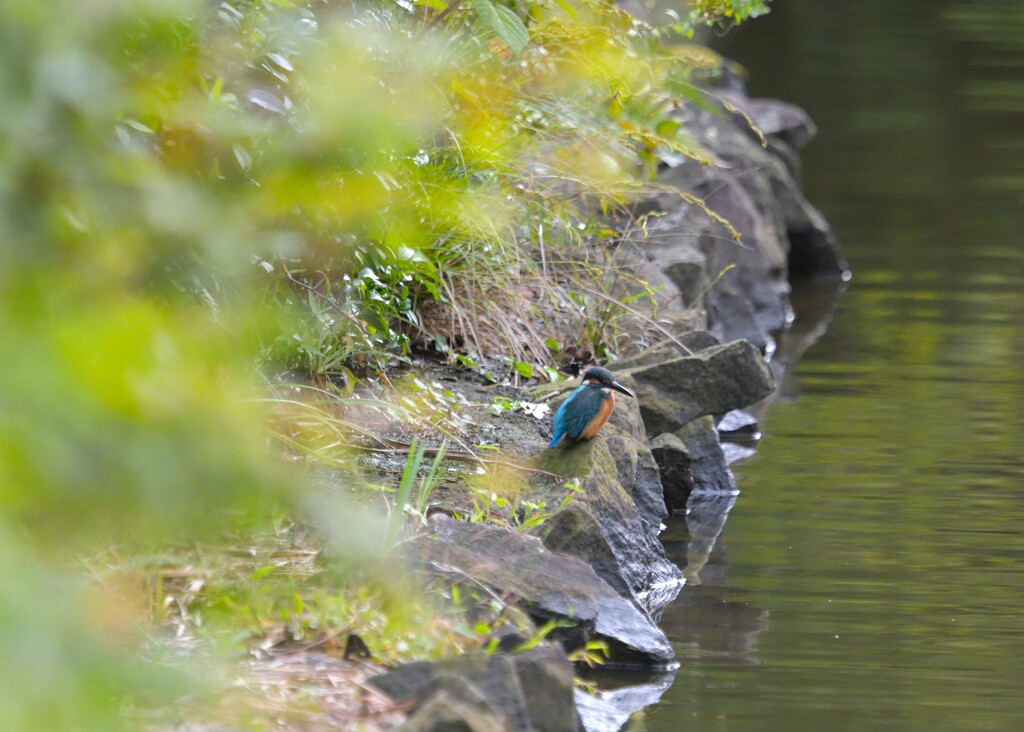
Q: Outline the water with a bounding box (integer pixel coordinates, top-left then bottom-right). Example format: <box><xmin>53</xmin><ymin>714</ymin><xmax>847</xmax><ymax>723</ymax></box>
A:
<box><xmin>646</xmin><ymin>2</ymin><xmax>1024</xmax><ymax>729</ymax></box>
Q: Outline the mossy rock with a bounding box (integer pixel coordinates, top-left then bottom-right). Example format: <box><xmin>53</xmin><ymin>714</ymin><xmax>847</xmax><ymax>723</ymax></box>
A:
<box><xmin>528</xmin><ymin>436</ymin><xmax>681</xmax><ymax>610</ymax></box>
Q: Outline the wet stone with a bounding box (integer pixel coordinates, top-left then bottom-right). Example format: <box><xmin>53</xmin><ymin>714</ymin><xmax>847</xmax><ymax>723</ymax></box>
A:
<box><xmin>371</xmin><ymin>648</ymin><xmax>581</xmax><ymax>732</ymax></box>
<box><xmin>406</xmin><ymin>515</ymin><xmax>676</xmax><ymax>667</ymax></box>
<box><xmin>619</xmin><ymin>339</ymin><xmax>775</xmax><ymax>436</ymax></box>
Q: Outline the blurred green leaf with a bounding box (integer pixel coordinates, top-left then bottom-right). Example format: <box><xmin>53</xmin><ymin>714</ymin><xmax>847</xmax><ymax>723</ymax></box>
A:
<box><xmin>473</xmin><ymin>0</ymin><xmax>530</xmax><ymax>55</ymax></box>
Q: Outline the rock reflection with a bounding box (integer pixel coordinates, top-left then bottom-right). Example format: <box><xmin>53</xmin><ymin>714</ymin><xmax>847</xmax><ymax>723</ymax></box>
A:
<box><xmin>677</xmin><ymin>493</ymin><xmax>736</xmax><ymax>587</ymax></box>
<box><xmin>659</xmin><ymin>496</ymin><xmax>768</xmax><ymax>665</ymax></box>
<box><xmin>760</xmin><ymin>278</ymin><xmax>848</xmax><ymax>408</ymax></box>
<box><xmin>576</xmin><ymin>670</ymin><xmax>676</xmax><ymax>732</ymax></box>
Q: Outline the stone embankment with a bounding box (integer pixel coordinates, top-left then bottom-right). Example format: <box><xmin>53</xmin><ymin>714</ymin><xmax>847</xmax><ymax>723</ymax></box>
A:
<box><xmin>368</xmin><ymin>66</ymin><xmax>846</xmax><ymax>730</ymax></box>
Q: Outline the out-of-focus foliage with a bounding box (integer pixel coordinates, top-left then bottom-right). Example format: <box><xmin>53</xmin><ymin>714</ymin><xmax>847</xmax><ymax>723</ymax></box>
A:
<box><xmin>0</xmin><ymin>0</ymin><xmax>767</xmax><ymax>728</ymax></box>
<box><xmin>689</xmin><ymin>0</ymin><xmax>770</xmax><ymax>26</ymax></box>
<box><xmin>659</xmin><ymin>0</ymin><xmax>770</xmax><ymax>36</ymax></box>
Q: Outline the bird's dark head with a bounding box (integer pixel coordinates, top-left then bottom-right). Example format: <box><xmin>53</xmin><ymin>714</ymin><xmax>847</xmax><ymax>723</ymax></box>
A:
<box><xmin>581</xmin><ymin>366</ymin><xmax>633</xmax><ymax>398</ymax></box>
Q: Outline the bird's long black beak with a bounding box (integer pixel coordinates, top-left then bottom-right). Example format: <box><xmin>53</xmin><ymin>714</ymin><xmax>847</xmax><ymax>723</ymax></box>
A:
<box><xmin>611</xmin><ymin>381</ymin><xmax>634</xmax><ymax>398</ymax></box>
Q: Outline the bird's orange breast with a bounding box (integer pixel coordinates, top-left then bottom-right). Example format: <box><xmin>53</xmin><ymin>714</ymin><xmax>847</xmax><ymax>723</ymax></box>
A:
<box><xmin>578</xmin><ymin>391</ymin><xmax>615</xmax><ymax>440</ymax></box>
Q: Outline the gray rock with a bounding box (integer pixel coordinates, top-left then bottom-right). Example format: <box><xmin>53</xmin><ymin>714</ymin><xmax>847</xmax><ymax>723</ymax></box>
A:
<box><xmin>512</xmin><ymin>647</ymin><xmax>581</xmax><ymax>731</ymax></box>
<box><xmin>659</xmin><ymin>308</ymin><xmax>709</xmax><ymax>336</ymax></box>
<box><xmin>693</xmin><ymin>167</ymin><xmax>792</xmax><ymax>350</ymax></box>
<box><xmin>532</xmin><ymin>435</ymin><xmax>682</xmax><ymax>612</ymax></box>
<box><xmin>716</xmin><ymin>409</ymin><xmax>759</xmax><ymax>435</ymax></box>
<box><xmin>614</xmin><ymin>329</ymin><xmax>721</xmax><ymax>372</ymax></box>
<box><xmin>602</xmin><ymin>431</ymin><xmax>639</xmax><ymax>498</ymax></box>
<box><xmin>542</xmin><ymin>503</ymin><xmax>635</xmax><ymax>601</ymax></box>
<box><xmin>773</xmin><ymin>174</ymin><xmax>849</xmax><ymax>278</ymax></box>
<box><xmin>408</xmin><ymin>515</ymin><xmax>676</xmax><ymax>667</ymax></box>
<box><xmin>719</xmin><ymin>92</ymin><xmax>849</xmax><ymax>278</ymax></box>
<box><xmin>601</xmin><ymin>431</ymin><xmax>666</xmax><ymax>531</ymax></box>
<box><xmin>631</xmin><ymin>447</ymin><xmax>668</xmax><ymax>530</ymax></box>
<box><xmin>400</xmin><ymin>688</ymin><xmax>505</xmax><ymax>732</ymax></box>
<box><xmin>372</xmin><ymin>648</ymin><xmax>581</xmax><ymax>732</ymax></box>
<box><xmin>741</xmin><ymin>97</ymin><xmax>818</xmax><ymax>151</ymax></box>
<box><xmin>676</xmin><ymin>416</ymin><xmax>737</xmax><ymax>495</ymax></box>
<box><xmin>604</xmin><ymin>376</ymin><xmax>647</xmax><ymax>441</ymax></box>
<box><xmin>647</xmin><ymin>417</ymin><xmax>737</xmax><ymax>509</ymax></box>
<box><xmin>647</xmin><ymin>433</ymin><xmax>691</xmax><ymax>513</ymax></box>
<box><xmin>619</xmin><ymin>339</ymin><xmax>775</xmax><ymax>435</ymax></box>
<box><xmin>610</xmin><ymin>78</ymin><xmax>846</xmax><ymax>351</ymax></box>
<box><xmin>648</xmin><ymin>417</ymin><xmax>736</xmax><ymax>511</ymax></box>
<box><xmin>662</xmin><ymin>245</ymin><xmax>707</xmax><ymax>306</ymax></box>
<box><xmin>540</xmin><ymin>500</ymin><xmax>681</xmax><ymax>615</ymax></box>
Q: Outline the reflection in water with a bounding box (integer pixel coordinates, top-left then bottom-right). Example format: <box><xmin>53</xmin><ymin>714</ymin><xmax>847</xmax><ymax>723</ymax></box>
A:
<box><xmin>576</xmin><ymin>671</ymin><xmax>677</xmax><ymax>732</ymax></box>
<box><xmin>661</xmin><ymin>496</ymin><xmax>769</xmax><ymax>666</ymax></box>
<box><xmin>760</xmin><ymin>280</ymin><xmax>848</xmax><ymax>407</ymax></box>
<box><xmin>676</xmin><ymin>494</ymin><xmax>737</xmax><ymax>587</ymax></box>
<box><xmin>644</xmin><ymin>1</ymin><xmax>1024</xmax><ymax>730</ymax></box>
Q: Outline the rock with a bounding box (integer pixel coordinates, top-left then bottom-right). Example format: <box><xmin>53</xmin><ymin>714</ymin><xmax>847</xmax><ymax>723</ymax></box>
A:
<box><xmin>407</xmin><ymin>515</ymin><xmax>676</xmax><ymax>667</ymax></box>
<box><xmin>540</xmin><ymin>501</ymin><xmax>681</xmax><ymax>613</ymax></box>
<box><xmin>741</xmin><ymin>97</ymin><xmax>818</xmax><ymax>152</ymax></box>
<box><xmin>400</xmin><ymin>688</ymin><xmax>505</xmax><ymax>732</ymax></box>
<box><xmin>603</xmin><ymin>431</ymin><xmax>639</xmax><ymax>502</ymax></box>
<box><xmin>648</xmin><ymin>418</ymin><xmax>736</xmax><ymax>511</ymax></box>
<box><xmin>371</xmin><ymin>647</ymin><xmax>581</xmax><ymax>732</ymax></box>
<box><xmin>676</xmin><ymin>416</ymin><xmax>737</xmax><ymax>495</ymax></box>
<box><xmin>486</xmin><ymin>618</ymin><xmax>534</xmax><ymax>654</ymax></box>
<box><xmin>693</xmin><ymin>168</ymin><xmax>792</xmax><ymax>351</ymax></box>
<box><xmin>661</xmin><ymin>244</ymin><xmax>707</xmax><ymax>305</ymax></box>
<box><xmin>541</xmin><ymin>503</ymin><xmax>634</xmax><ymax>600</ymax></box>
<box><xmin>531</xmin><ymin>436</ymin><xmax>682</xmax><ymax>611</ymax></box>
<box><xmin>601</xmin><ymin>430</ymin><xmax>666</xmax><ymax>531</ymax></box>
<box><xmin>619</xmin><ymin>339</ymin><xmax>775</xmax><ymax>435</ymax></box>
<box><xmin>513</xmin><ymin>647</ymin><xmax>582</xmax><ymax>731</ymax></box>
<box><xmin>659</xmin><ymin>308</ymin><xmax>708</xmax><ymax>336</ymax></box>
<box><xmin>609</xmin><ymin>75</ymin><xmax>846</xmax><ymax>351</ymax></box>
<box><xmin>716</xmin><ymin>409</ymin><xmax>759</xmax><ymax>436</ymax></box>
<box><xmin>604</xmin><ymin>375</ymin><xmax>647</xmax><ymax>441</ymax></box>
<box><xmin>774</xmin><ymin>178</ymin><xmax>849</xmax><ymax>278</ymax></box>
<box><xmin>399</xmin><ymin>685</ymin><xmax>506</xmax><ymax>732</ymax></box>
<box><xmin>631</xmin><ymin>447</ymin><xmax>668</xmax><ymax>531</ymax></box>
<box><xmin>647</xmin><ymin>433</ymin><xmax>691</xmax><ymax>513</ymax></box>
<box><xmin>720</xmin><ymin>92</ymin><xmax>849</xmax><ymax>279</ymax></box>
<box><xmin>613</xmin><ymin>329</ymin><xmax>721</xmax><ymax>372</ymax></box>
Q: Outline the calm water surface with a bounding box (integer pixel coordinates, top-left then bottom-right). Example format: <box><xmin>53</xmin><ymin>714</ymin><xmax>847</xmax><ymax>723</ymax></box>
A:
<box><xmin>647</xmin><ymin>1</ymin><xmax>1024</xmax><ymax>729</ymax></box>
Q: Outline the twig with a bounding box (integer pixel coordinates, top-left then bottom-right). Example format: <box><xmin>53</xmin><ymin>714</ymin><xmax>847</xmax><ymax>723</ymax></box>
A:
<box><xmin>427</xmin><ymin>0</ymin><xmax>463</xmax><ymax>31</ymax></box>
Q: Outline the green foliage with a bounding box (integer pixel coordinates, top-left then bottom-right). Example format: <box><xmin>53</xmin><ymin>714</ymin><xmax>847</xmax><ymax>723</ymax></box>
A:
<box><xmin>0</xmin><ymin>0</ymin><xmax>769</xmax><ymax>726</ymax></box>
<box><xmin>568</xmin><ymin>639</ymin><xmax>611</xmax><ymax>667</ymax></box>
<box><xmin>473</xmin><ymin>0</ymin><xmax>531</xmax><ymax>54</ymax></box>
<box><xmin>391</xmin><ymin>440</ymin><xmax>446</xmax><ymax>535</ymax></box>
<box><xmin>668</xmin><ymin>0</ymin><xmax>772</xmax><ymax>37</ymax></box>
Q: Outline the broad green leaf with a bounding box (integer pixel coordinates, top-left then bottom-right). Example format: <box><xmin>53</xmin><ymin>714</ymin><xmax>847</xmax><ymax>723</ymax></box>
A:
<box><xmin>473</xmin><ymin>0</ymin><xmax>530</xmax><ymax>55</ymax></box>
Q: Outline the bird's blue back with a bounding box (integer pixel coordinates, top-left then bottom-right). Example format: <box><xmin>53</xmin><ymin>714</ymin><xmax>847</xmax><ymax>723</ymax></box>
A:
<box><xmin>549</xmin><ymin>383</ymin><xmax>606</xmax><ymax>448</ymax></box>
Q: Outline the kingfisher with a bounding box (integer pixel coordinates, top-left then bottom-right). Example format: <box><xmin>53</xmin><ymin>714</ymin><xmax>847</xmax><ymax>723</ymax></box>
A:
<box><xmin>549</xmin><ymin>366</ymin><xmax>634</xmax><ymax>448</ymax></box>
